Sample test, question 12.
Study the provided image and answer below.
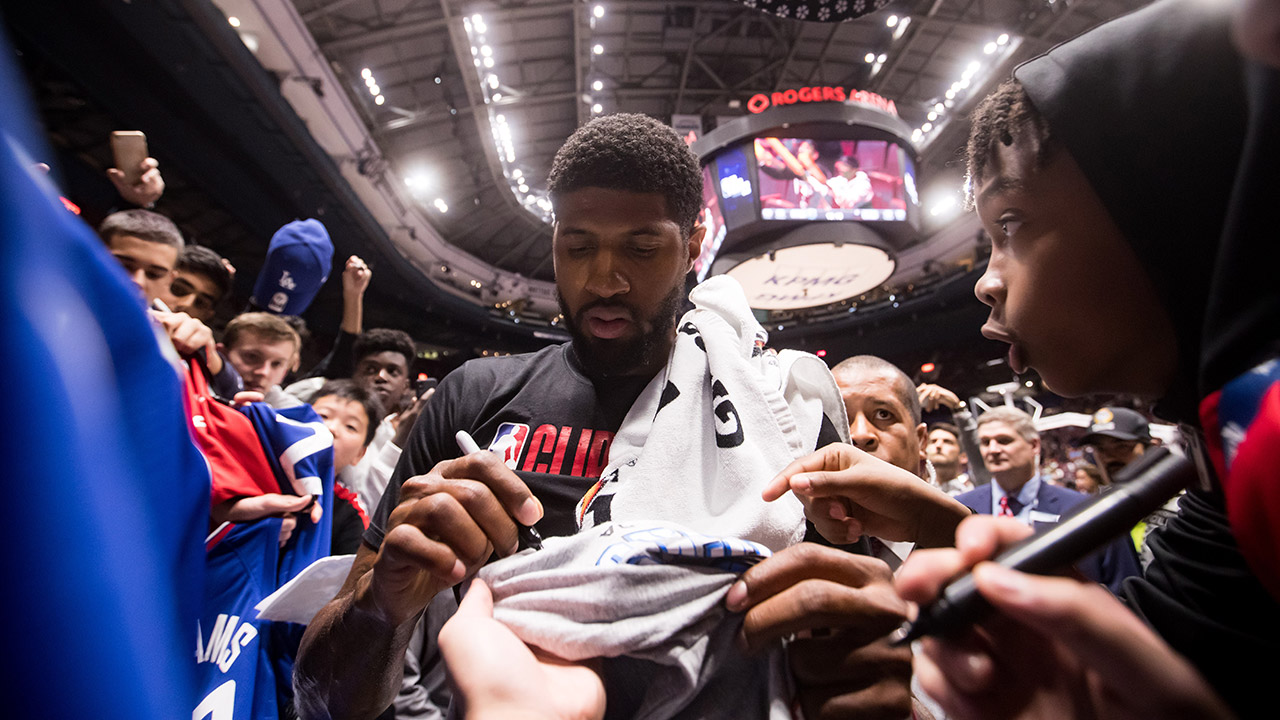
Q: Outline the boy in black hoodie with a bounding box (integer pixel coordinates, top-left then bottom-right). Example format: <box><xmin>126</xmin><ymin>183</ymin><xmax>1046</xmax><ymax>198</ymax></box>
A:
<box><xmin>896</xmin><ymin>0</ymin><xmax>1280</xmax><ymax>717</ymax></box>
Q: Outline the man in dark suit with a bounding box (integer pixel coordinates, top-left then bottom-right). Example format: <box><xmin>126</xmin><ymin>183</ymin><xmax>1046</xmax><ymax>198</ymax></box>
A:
<box><xmin>954</xmin><ymin>406</ymin><xmax>1141</xmax><ymax>593</ymax></box>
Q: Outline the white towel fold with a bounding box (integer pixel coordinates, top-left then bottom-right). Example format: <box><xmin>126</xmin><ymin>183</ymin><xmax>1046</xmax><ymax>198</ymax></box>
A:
<box><xmin>576</xmin><ymin>276</ymin><xmax>849</xmax><ymax>551</ymax></box>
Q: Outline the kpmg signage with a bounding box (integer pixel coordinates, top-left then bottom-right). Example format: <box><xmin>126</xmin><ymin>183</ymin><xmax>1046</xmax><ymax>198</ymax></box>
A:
<box><xmin>746</xmin><ymin>86</ymin><xmax>899</xmax><ymax>117</ymax></box>
<box><xmin>726</xmin><ymin>243</ymin><xmax>896</xmax><ymax>310</ymax></box>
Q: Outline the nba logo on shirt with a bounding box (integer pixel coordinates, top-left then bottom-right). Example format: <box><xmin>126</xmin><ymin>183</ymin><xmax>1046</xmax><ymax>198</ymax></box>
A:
<box><xmin>489</xmin><ymin>423</ymin><xmax>530</xmax><ymax>469</ymax></box>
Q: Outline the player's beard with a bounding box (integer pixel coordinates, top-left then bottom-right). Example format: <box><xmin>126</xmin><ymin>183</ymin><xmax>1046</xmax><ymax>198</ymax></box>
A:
<box><xmin>559</xmin><ymin>282</ymin><xmax>686</xmax><ymax>379</ymax></box>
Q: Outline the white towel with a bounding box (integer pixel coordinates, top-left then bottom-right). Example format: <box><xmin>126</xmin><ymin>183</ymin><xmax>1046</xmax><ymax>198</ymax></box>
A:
<box><xmin>576</xmin><ymin>276</ymin><xmax>849</xmax><ymax>552</ymax></box>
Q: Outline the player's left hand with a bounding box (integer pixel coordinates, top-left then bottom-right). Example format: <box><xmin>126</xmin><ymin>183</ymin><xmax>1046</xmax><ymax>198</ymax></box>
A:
<box><xmin>727</xmin><ymin>543</ymin><xmax>912</xmax><ymax>720</ymax></box>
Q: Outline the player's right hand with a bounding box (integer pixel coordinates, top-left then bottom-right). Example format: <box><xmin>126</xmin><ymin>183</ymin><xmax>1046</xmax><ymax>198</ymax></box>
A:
<box><xmin>368</xmin><ymin>451</ymin><xmax>542</xmax><ymax>627</ymax></box>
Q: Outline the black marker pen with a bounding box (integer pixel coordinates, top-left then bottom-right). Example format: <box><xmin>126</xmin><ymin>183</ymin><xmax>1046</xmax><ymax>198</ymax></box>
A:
<box><xmin>894</xmin><ymin>446</ymin><xmax>1196</xmax><ymax>646</ymax></box>
<box><xmin>455</xmin><ymin>430</ymin><xmax>543</xmax><ymax>551</ymax></box>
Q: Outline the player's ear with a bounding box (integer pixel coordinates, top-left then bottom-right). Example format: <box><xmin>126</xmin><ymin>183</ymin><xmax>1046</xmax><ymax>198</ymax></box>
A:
<box><xmin>684</xmin><ymin>225</ymin><xmax>706</xmax><ymax>270</ymax></box>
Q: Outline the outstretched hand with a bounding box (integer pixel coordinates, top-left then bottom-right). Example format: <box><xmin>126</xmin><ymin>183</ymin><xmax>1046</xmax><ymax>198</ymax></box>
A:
<box><xmin>763</xmin><ymin>443</ymin><xmax>968</xmax><ymax>548</ymax></box>
<box><xmin>440</xmin><ymin>579</ymin><xmax>605</xmax><ymax>720</ymax></box>
<box><xmin>896</xmin><ymin>515</ymin><xmax>1232</xmax><ymax>720</ymax></box>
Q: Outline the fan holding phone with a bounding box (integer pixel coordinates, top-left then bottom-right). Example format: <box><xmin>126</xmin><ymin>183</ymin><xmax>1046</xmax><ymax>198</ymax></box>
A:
<box><xmin>108</xmin><ymin>130</ymin><xmax>165</xmax><ymax>208</ymax></box>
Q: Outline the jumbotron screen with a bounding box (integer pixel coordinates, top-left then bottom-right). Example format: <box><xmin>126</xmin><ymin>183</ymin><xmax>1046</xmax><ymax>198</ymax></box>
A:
<box><xmin>753</xmin><ymin>138</ymin><xmax>918</xmax><ymax>222</ymax></box>
<box><xmin>694</xmin><ymin>165</ymin><xmax>727</xmax><ymax>282</ymax></box>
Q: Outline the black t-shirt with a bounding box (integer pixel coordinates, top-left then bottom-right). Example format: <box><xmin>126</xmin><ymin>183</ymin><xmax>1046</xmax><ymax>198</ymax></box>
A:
<box><xmin>366</xmin><ymin>343</ymin><xmax>651</xmax><ymax>547</ymax></box>
<box><xmin>366</xmin><ymin>341</ymin><xmax>850</xmax><ymax>553</ymax></box>
<box><xmin>1122</xmin><ymin>487</ymin><xmax>1280</xmax><ymax>717</ymax></box>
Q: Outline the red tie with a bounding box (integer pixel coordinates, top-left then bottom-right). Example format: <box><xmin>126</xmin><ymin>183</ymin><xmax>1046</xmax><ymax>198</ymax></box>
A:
<box><xmin>999</xmin><ymin>496</ymin><xmax>1015</xmax><ymax>517</ymax></box>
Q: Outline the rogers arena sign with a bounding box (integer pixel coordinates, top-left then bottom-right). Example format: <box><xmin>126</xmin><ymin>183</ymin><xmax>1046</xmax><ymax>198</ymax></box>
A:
<box><xmin>746</xmin><ymin>87</ymin><xmax>899</xmax><ymax>117</ymax></box>
<box><xmin>726</xmin><ymin>243</ymin><xmax>896</xmax><ymax>311</ymax></box>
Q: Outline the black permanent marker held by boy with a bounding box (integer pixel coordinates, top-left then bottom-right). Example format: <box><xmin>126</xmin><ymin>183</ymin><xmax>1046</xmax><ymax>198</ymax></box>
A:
<box><xmin>894</xmin><ymin>446</ymin><xmax>1196</xmax><ymax>646</ymax></box>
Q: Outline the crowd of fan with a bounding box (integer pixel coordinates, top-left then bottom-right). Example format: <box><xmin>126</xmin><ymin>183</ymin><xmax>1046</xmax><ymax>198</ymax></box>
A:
<box><xmin>17</xmin><ymin>0</ymin><xmax>1276</xmax><ymax>718</ymax></box>
<box><xmin>95</xmin><ymin>146</ymin><xmax>1194</xmax><ymax>719</ymax></box>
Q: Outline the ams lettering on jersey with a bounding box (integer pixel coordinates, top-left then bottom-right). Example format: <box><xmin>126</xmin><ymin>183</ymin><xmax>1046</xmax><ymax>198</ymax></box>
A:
<box><xmin>488</xmin><ymin>422</ymin><xmax>614</xmax><ymax>478</ymax></box>
<box><xmin>196</xmin><ymin>613</ymin><xmax>258</xmax><ymax>673</ymax></box>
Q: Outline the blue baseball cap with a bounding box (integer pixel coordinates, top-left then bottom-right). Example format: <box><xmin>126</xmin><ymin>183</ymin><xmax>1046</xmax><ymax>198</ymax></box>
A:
<box><xmin>250</xmin><ymin>219</ymin><xmax>333</xmax><ymax>315</ymax></box>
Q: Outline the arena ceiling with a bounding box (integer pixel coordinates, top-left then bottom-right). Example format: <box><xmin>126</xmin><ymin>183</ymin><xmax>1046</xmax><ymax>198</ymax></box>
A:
<box><xmin>284</xmin><ymin>0</ymin><xmax>1149</xmax><ymax>281</ymax></box>
<box><xmin>7</xmin><ymin>0</ymin><xmax>1153</xmax><ymax>395</ymax></box>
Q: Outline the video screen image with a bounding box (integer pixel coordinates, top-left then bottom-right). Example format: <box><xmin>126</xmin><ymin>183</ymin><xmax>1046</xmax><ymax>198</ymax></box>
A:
<box><xmin>754</xmin><ymin>138</ymin><xmax>916</xmax><ymax>221</ymax></box>
<box><xmin>715</xmin><ymin>145</ymin><xmax>758</xmax><ymax>229</ymax></box>
<box><xmin>694</xmin><ymin>165</ymin><xmax>727</xmax><ymax>281</ymax></box>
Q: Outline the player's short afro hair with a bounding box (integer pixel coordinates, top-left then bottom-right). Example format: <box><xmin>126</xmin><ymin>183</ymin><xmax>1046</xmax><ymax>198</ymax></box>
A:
<box><xmin>547</xmin><ymin>113</ymin><xmax>703</xmax><ymax>236</ymax></box>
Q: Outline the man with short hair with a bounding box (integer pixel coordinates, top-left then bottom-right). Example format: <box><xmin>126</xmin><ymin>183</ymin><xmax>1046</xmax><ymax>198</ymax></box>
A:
<box><xmin>163</xmin><ymin>245</ymin><xmax>232</xmax><ymax>323</ymax></box>
<box><xmin>100</xmin><ymin>208</ymin><xmax>239</xmax><ymax>395</ymax></box>
<box><xmin>953</xmin><ymin>406</ymin><xmax>1140</xmax><ymax>593</ymax></box>
<box><xmin>831</xmin><ymin>355</ymin><xmax>925</xmax><ymax>474</ymax></box>
<box><xmin>296</xmin><ymin>113</ymin><xmax>954</xmax><ymax>720</ymax></box>
<box><xmin>926</xmin><ymin>422</ymin><xmax>973</xmax><ymax>495</ymax></box>
<box><xmin>218</xmin><ymin>312</ymin><xmax>301</xmax><ymax>397</ymax></box>
<box><xmin>336</xmin><ymin>328</ymin><xmax>424</xmax><ymax>517</ymax></box>
<box><xmin>351</xmin><ymin>328</ymin><xmax>415</xmax><ymax>416</ymax></box>
<box><xmin>1080</xmin><ymin>406</ymin><xmax>1177</xmax><ymax>564</ymax></box>
<box><xmin>827</xmin><ymin>355</ymin><xmax>966</xmax><ymax>575</ymax></box>
<box><xmin>98</xmin><ymin>208</ymin><xmax>182</xmax><ymax>304</ymax></box>
<box><xmin>1080</xmin><ymin>406</ymin><xmax>1153</xmax><ymax>485</ymax></box>
<box><xmin>287</xmin><ymin>326</ymin><xmax>424</xmax><ymax>513</ymax></box>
